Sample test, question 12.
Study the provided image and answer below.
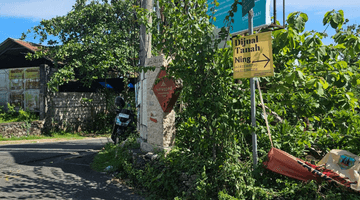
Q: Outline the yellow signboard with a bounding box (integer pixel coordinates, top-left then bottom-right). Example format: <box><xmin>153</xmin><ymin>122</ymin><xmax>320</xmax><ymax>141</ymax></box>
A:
<box><xmin>233</xmin><ymin>31</ymin><xmax>274</xmax><ymax>79</ymax></box>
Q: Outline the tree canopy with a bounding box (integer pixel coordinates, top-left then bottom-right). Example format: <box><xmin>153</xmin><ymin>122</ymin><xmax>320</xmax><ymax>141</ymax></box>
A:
<box><xmin>134</xmin><ymin>1</ymin><xmax>360</xmax><ymax>199</ymax></box>
<box><xmin>23</xmin><ymin>0</ymin><xmax>139</xmax><ymax>91</ymax></box>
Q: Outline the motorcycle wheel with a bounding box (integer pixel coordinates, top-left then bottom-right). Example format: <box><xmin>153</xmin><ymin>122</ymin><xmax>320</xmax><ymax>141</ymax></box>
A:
<box><xmin>113</xmin><ymin>127</ymin><xmax>124</xmax><ymax>145</ymax></box>
<box><xmin>111</xmin><ymin>125</ymin><xmax>116</xmax><ymax>143</ymax></box>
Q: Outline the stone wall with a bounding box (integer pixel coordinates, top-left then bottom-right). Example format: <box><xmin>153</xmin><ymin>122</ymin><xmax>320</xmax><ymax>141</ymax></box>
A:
<box><xmin>0</xmin><ymin>120</ymin><xmax>44</xmax><ymax>138</ymax></box>
<box><xmin>44</xmin><ymin>92</ymin><xmax>107</xmax><ymax>132</ymax></box>
<box><xmin>0</xmin><ymin>92</ymin><xmax>108</xmax><ymax>136</ymax></box>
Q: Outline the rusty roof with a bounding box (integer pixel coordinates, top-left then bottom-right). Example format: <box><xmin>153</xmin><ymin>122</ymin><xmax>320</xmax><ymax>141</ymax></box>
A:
<box><xmin>0</xmin><ymin>38</ymin><xmax>58</xmax><ymax>63</ymax></box>
<box><xmin>12</xmin><ymin>38</ymin><xmax>42</xmax><ymax>52</ymax></box>
<box><xmin>0</xmin><ymin>38</ymin><xmax>43</xmax><ymax>56</ymax></box>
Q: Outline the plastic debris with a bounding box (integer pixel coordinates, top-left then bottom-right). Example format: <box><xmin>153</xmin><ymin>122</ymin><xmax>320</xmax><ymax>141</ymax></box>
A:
<box><xmin>105</xmin><ymin>166</ymin><xmax>113</xmax><ymax>171</ymax></box>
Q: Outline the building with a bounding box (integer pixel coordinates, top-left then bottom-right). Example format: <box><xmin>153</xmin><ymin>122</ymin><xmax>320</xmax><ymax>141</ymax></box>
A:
<box><xmin>0</xmin><ymin>38</ymin><xmax>135</xmax><ymax>132</ymax></box>
<box><xmin>0</xmin><ymin>38</ymin><xmax>54</xmax><ymax>118</ymax></box>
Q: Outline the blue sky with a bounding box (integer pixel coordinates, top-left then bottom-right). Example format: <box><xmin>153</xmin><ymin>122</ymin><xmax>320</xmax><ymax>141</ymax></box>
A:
<box><xmin>0</xmin><ymin>0</ymin><xmax>76</xmax><ymax>43</ymax></box>
<box><xmin>0</xmin><ymin>0</ymin><xmax>359</xmax><ymax>45</ymax></box>
<box><xmin>274</xmin><ymin>0</ymin><xmax>360</xmax><ymax>44</ymax></box>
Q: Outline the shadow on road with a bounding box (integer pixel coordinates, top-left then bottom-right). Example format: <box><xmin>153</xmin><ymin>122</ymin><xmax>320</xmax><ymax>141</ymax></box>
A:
<box><xmin>0</xmin><ymin>138</ymin><xmax>145</xmax><ymax>200</ymax></box>
<box><xmin>0</xmin><ymin>139</ymin><xmax>109</xmax><ymax>164</ymax></box>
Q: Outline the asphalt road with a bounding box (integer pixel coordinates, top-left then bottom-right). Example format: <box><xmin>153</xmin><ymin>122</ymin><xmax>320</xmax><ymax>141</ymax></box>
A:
<box><xmin>0</xmin><ymin>137</ymin><xmax>145</xmax><ymax>200</ymax></box>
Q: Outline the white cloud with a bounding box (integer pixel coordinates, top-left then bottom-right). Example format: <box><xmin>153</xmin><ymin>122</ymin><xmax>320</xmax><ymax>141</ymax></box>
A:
<box><xmin>0</xmin><ymin>0</ymin><xmax>76</xmax><ymax>20</ymax></box>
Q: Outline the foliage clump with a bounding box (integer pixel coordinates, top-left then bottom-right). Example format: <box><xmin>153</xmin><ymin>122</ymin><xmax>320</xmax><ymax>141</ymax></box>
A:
<box><xmin>22</xmin><ymin>0</ymin><xmax>139</xmax><ymax>91</ymax></box>
<box><xmin>0</xmin><ymin>103</ymin><xmax>38</xmax><ymax>123</ymax></box>
<box><xmin>107</xmin><ymin>1</ymin><xmax>360</xmax><ymax>199</ymax></box>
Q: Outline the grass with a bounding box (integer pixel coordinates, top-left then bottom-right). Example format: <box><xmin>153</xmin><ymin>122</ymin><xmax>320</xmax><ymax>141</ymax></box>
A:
<box><xmin>91</xmin><ymin>142</ymin><xmax>119</xmax><ymax>172</ymax></box>
<box><xmin>91</xmin><ymin>133</ymin><xmax>140</xmax><ymax>172</ymax></box>
<box><xmin>0</xmin><ymin>132</ymin><xmax>110</xmax><ymax>142</ymax></box>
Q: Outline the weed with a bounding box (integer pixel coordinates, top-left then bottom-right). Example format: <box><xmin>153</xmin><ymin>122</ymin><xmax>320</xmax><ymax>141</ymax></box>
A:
<box><xmin>0</xmin><ymin>103</ymin><xmax>38</xmax><ymax>123</ymax></box>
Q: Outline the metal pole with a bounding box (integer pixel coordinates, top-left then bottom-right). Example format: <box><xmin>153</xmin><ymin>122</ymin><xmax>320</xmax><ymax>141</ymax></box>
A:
<box><xmin>283</xmin><ymin>0</ymin><xmax>285</xmax><ymax>27</ymax></box>
<box><xmin>273</xmin><ymin>0</ymin><xmax>276</xmax><ymax>24</ymax></box>
<box><xmin>248</xmin><ymin>9</ymin><xmax>257</xmax><ymax>167</ymax></box>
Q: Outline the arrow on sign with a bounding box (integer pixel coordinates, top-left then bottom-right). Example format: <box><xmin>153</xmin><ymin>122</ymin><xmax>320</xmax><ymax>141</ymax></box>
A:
<box><xmin>252</xmin><ymin>54</ymin><xmax>270</xmax><ymax>68</ymax></box>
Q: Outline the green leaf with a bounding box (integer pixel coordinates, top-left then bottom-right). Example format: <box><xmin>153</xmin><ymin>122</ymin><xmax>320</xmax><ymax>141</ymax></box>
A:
<box><xmin>317</xmin><ymin>82</ymin><xmax>324</xmax><ymax>96</ymax></box>
<box><xmin>319</xmin><ymin>79</ymin><xmax>329</xmax><ymax>89</ymax></box>
<box><xmin>306</xmin><ymin>79</ymin><xmax>316</xmax><ymax>88</ymax></box>
<box><xmin>314</xmin><ymin>116</ymin><xmax>320</xmax><ymax>121</ymax></box>
<box><xmin>300</xmin><ymin>13</ymin><xmax>308</xmax><ymax>21</ymax></box>
<box><xmin>356</xmin><ymin>79</ymin><xmax>360</xmax><ymax>85</ymax></box>
<box><xmin>285</xmin><ymin>72</ymin><xmax>295</xmax><ymax>84</ymax></box>
<box><xmin>334</xmin><ymin>44</ymin><xmax>346</xmax><ymax>49</ymax></box>
<box><xmin>287</xmin><ymin>12</ymin><xmax>307</xmax><ymax>32</ymax></box>
<box><xmin>296</xmin><ymin>70</ymin><xmax>305</xmax><ymax>80</ymax></box>
<box><xmin>318</xmin><ymin>46</ymin><xmax>326</xmax><ymax>56</ymax></box>
<box><xmin>331</xmin><ymin>10</ymin><xmax>345</xmax><ymax>29</ymax></box>
<box><xmin>323</xmin><ymin>10</ymin><xmax>334</xmax><ymax>25</ymax></box>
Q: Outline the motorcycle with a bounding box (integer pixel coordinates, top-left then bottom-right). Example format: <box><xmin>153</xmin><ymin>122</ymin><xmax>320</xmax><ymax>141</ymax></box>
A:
<box><xmin>111</xmin><ymin>96</ymin><xmax>135</xmax><ymax>145</ymax></box>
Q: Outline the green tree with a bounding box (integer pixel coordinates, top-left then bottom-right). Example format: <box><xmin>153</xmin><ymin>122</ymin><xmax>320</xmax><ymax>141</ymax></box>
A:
<box><xmin>134</xmin><ymin>1</ymin><xmax>360</xmax><ymax>199</ymax></box>
<box><xmin>142</xmin><ymin>0</ymin><xmax>246</xmax><ymax>160</ymax></box>
<box><xmin>138</xmin><ymin>0</ymin><xmax>254</xmax><ymax>198</ymax></box>
<box><xmin>265</xmin><ymin>10</ymin><xmax>360</xmax><ymax>155</ymax></box>
<box><xmin>23</xmin><ymin>0</ymin><xmax>139</xmax><ymax>91</ymax></box>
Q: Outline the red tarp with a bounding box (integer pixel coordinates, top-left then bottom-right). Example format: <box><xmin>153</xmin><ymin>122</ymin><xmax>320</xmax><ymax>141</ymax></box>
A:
<box><xmin>263</xmin><ymin>147</ymin><xmax>321</xmax><ymax>182</ymax></box>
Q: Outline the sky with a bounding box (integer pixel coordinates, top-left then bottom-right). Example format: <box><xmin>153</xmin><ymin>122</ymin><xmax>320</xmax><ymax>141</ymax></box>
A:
<box><xmin>0</xmin><ymin>0</ymin><xmax>360</xmax><ymax>45</ymax></box>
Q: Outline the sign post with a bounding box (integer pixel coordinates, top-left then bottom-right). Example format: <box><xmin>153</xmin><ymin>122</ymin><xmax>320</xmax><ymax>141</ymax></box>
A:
<box><xmin>232</xmin><ymin>7</ymin><xmax>273</xmax><ymax>168</ymax></box>
<box><xmin>232</xmin><ymin>32</ymin><xmax>273</xmax><ymax>79</ymax></box>
<box><xmin>248</xmin><ymin>9</ymin><xmax>258</xmax><ymax>167</ymax></box>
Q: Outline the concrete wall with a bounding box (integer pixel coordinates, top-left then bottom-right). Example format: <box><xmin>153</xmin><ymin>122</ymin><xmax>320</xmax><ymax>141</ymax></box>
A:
<box><xmin>44</xmin><ymin>92</ymin><xmax>107</xmax><ymax>132</ymax></box>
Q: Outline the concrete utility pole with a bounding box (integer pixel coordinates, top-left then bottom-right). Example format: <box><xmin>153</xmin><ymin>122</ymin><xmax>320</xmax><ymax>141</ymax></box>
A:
<box><xmin>139</xmin><ymin>0</ymin><xmax>153</xmax><ymax>140</ymax></box>
<box><xmin>137</xmin><ymin>1</ymin><xmax>177</xmax><ymax>153</ymax></box>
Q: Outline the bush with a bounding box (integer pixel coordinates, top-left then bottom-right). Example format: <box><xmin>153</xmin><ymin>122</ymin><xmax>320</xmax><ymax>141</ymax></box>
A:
<box><xmin>93</xmin><ymin>4</ymin><xmax>360</xmax><ymax>200</ymax></box>
<box><xmin>0</xmin><ymin>103</ymin><xmax>38</xmax><ymax>123</ymax></box>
